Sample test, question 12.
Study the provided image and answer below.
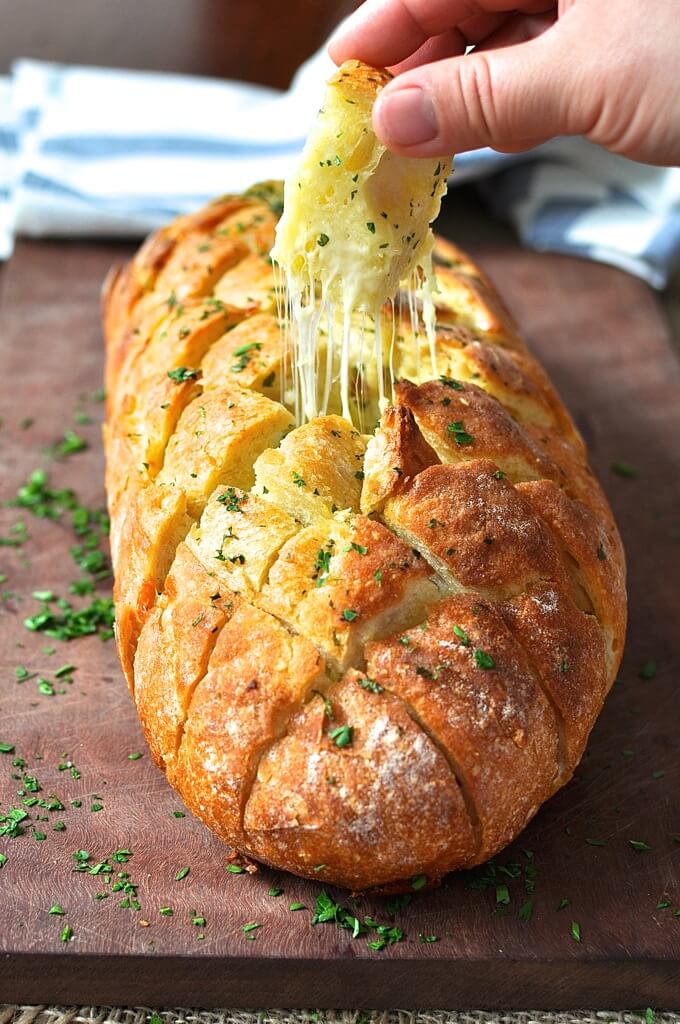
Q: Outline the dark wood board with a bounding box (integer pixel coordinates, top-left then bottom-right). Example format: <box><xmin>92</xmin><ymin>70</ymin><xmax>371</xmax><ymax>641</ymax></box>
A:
<box><xmin>1</xmin><ymin>213</ymin><xmax>679</xmax><ymax>1011</ymax></box>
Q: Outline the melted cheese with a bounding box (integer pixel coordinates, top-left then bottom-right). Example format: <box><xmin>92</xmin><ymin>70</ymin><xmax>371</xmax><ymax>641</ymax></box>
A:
<box><xmin>271</xmin><ymin>60</ymin><xmax>450</xmax><ymax>427</ymax></box>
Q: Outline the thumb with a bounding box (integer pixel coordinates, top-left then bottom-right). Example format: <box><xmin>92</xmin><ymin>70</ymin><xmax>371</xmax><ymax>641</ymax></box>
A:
<box><xmin>373</xmin><ymin>33</ymin><xmax>592</xmax><ymax>157</ymax></box>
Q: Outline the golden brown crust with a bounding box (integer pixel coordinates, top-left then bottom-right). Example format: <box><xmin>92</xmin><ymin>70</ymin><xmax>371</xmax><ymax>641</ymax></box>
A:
<box><xmin>243</xmin><ymin>669</ymin><xmax>477</xmax><ymax>889</ymax></box>
<box><xmin>365</xmin><ymin>594</ymin><xmax>560</xmax><ymax>863</ymax></box>
<box><xmin>360</xmin><ymin>405</ymin><xmax>439</xmax><ymax>515</ymax></box>
<box><xmin>103</xmin><ymin>182</ymin><xmax>626</xmax><ymax>890</ymax></box>
<box><xmin>170</xmin><ymin>602</ymin><xmax>326</xmax><ymax>847</ymax></box>
<box><xmin>133</xmin><ymin>543</ymin><xmax>237</xmax><ymax>768</ymax></box>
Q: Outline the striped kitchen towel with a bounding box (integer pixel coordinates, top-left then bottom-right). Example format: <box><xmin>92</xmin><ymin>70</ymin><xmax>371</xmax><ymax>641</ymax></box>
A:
<box><xmin>1</xmin><ymin>45</ymin><xmax>679</xmax><ymax>287</ymax></box>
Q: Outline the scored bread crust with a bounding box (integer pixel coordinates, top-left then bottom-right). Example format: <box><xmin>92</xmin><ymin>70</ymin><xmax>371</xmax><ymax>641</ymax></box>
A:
<box><xmin>102</xmin><ymin>183</ymin><xmax>626</xmax><ymax>892</ymax></box>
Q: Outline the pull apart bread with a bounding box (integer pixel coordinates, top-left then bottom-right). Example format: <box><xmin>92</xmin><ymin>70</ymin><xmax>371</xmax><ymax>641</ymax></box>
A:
<box><xmin>102</xmin><ymin>61</ymin><xmax>626</xmax><ymax>891</ymax></box>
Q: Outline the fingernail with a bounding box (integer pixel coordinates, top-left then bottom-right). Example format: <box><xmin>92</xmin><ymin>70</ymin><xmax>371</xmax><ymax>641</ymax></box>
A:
<box><xmin>374</xmin><ymin>86</ymin><xmax>439</xmax><ymax>147</ymax></box>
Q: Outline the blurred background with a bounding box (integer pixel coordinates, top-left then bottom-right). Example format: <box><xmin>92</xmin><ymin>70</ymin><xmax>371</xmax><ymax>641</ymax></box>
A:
<box><xmin>0</xmin><ymin>0</ymin><xmax>678</xmax><ymax>326</ymax></box>
<box><xmin>0</xmin><ymin>0</ymin><xmax>356</xmax><ymax>88</ymax></box>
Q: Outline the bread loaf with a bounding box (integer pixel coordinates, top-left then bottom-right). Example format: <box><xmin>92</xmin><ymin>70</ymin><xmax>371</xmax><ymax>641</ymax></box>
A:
<box><xmin>102</xmin><ymin>78</ymin><xmax>625</xmax><ymax>893</ymax></box>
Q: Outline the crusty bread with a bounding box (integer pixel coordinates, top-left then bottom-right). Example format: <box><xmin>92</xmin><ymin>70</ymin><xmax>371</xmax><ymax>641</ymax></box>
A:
<box><xmin>103</xmin><ymin>187</ymin><xmax>626</xmax><ymax>891</ymax></box>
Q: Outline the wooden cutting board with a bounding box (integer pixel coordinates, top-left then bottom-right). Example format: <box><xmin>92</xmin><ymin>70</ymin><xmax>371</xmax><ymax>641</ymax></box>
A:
<box><xmin>1</xmin><ymin>219</ymin><xmax>679</xmax><ymax>1010</ymax></box>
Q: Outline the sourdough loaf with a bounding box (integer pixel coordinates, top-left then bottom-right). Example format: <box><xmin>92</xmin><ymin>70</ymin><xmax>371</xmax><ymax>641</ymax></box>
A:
<box><xmin>102</xmin><ymin>177</ymin><xmax>625</xmax><ymax>889</ymax></box>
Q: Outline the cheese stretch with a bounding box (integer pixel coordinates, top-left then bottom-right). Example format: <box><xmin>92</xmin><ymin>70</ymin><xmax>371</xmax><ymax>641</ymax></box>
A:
<box><xmin>271</xmin><ymin>60</ymin><xmax>450</xmax><ymax>430</ymax></box>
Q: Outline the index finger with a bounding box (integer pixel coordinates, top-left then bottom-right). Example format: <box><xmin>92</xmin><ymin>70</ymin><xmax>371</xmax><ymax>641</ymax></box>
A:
<box><xmin>329</xmin><ymin>0</ymin><xmax>555</xmax><ymax>68</ymax></box>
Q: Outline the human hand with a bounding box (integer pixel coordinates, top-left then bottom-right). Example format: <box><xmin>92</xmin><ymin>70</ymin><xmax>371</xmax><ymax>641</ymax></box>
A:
<box><xmin>329</xmin><ymin>0</ymin><xmax>680</xmax><ymax>166</ymax></box>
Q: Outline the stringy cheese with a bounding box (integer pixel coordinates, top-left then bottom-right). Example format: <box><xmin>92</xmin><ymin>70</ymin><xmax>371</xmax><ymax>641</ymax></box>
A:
<box><xmin>271</xmin><ymin>60</ymin><xmax>450</xmax><ymax>429</ymax></box>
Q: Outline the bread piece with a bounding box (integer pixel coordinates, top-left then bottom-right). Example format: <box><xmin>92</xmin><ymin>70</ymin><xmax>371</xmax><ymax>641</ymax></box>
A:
<box><xmin>103</xmin><ymin>74</ymin><xmax>625</xmax><ymax>892</ymax></box>
<box><xmin>271</xmin><ymin>61</ymin><xmax>447</xmax><ymax>313</ymax></box>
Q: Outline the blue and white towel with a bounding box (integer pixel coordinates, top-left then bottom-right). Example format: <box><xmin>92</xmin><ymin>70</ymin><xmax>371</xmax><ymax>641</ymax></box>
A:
<box><xmin>1</xmin><ymin>45</ymin><xmax>679</xmax><ymax>288</ymax></box>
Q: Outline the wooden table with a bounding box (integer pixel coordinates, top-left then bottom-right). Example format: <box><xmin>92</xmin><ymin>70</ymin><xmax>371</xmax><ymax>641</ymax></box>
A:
<box><xmin>1</xmin><ymin>193</ymin><xmax>679</xmax><ymax>1009</ymax></box>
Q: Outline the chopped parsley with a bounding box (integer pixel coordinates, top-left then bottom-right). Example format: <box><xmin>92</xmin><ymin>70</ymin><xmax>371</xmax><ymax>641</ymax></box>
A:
<box><xmin>217</xmin><ymin>487</ymin><xmax>246</xmax><ymax>513</ymax></box>
<box><xmin>313</xmin><ymin>544</ymin><xmax>333</xmax><ymax>586</ymax></box>
<box><xmin>341</xmin><ymin>609</ymin><xmax>358</xmax><ymax>622</ymax></box>
<box><xmin>358</xmin><ymin>677</ymin><xmax>383</xmax><ymax>694</ymax></box>
<box><xmin>453</xmin><ymin>624</ymin><xmax>470</xmax><ymax>646</ymax></box>
<box><xmin>167</xmin><ymin>366</ymin><xmax>201</xmax><ymax>383</ymax></box>
<box><xmin>366</xmin><ymin>222</ymin><xmax>376</xmax><ymax>234</ymax></box>
<box><xmin>611</xmin><ymin>461</ymin><xmax>638</xmax><ymax>479</ymax></box>
<box><xmin>44</xmin><ymin>430</ymin><xmax>88</xmax><ymax>459</ymax></box>
<box><xmin>24</xmin><ymin>594</ymin><xmax>114</xmax><ymax>641</ymax></box>
<box><xmin>518</xmin><ymin>899</ymin><xmax>534</xmax><ymax>922</ymax></box>
<box><xmin>439</xmin><ymin>376</ymin><xmax>464</xmax><ymax>390</ymax></box>
<box><xmin>639</xmin><ymin>660</ymin><xmax>657</xmax><ymax>680</ymax></box>
<box><xmin>313</xmin><ymin>689</ymin><xmax>334</xmax><ymax>720</ymax></box>
<box><xmin>317</xmin><ymin>234</ymin><xmax>330</xmax><ymax>247</ymax></box>
<box><xmin>447</xmin><ymin>420</ymin><xmax>474</xmax><ymax>446</ymax></box>
<box><xmin>231</xmin><ymin>341</ymin><xmax>262</xmax><ymax>372</ymax></box>
<box><xmin>474</xmin><ymin>648</ymin><xmax>495</xmax><ymax>670</ymax></box>
<box><xmin>329</xmin><ymin>724</ymin><xmax>353</xmax><ymax>748</ymax></box>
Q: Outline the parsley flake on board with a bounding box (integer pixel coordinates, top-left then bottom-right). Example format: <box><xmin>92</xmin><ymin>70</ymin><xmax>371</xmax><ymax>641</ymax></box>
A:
<box><xmin>611</xmin><ymin>461</ymin><xmax>638</xmax><ymax>479</ymax></box>
<box><xmin>44</xmin><ymin>430</ymin><xmax>88</xmax><ymax>459</ymax></box>
<box><xmin>24</xmin><ymin>594</ymin><xmax>115</xmax><ymax>642</ymax></box>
